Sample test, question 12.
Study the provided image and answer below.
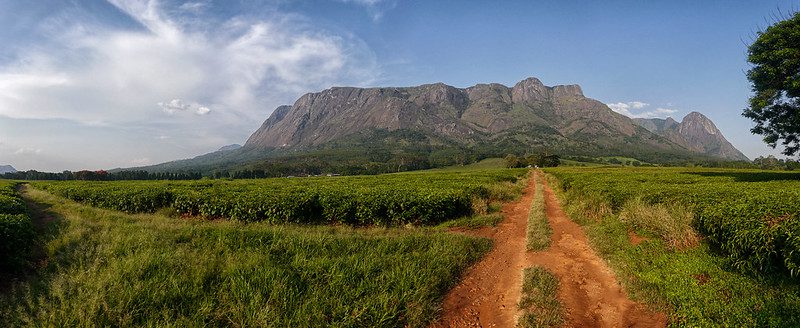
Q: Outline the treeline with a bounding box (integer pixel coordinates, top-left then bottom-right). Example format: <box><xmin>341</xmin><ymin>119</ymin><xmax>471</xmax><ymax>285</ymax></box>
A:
<box><xmin>1</xmin><ymin>170</ymin><xmax>201</xmax><ymax>181</ymax></box>
<box><xmin>503</xmin><ymin>154</ymin><xmax>561</xmax><ymax>168</ymax></box>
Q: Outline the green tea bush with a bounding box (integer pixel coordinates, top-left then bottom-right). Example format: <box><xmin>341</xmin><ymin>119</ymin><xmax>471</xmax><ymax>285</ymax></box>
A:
<box><xmin>0</xmin><ymin>214</ymin><xmax>35</xmax><ymax>272</ymax></box>
<box><xmin>548</xmin><ymin>167</ymin><xmax>800</xmax><ymax>276</ymax></box>
<box><xmin>0</xmin><ymin>181</ymin><xmax>34</xmax><ymax>272</ymax></box>
<box><xmin>34</xmin><ymin>169</ymin><xmax>525</xmax><ymax>226</ymax></box>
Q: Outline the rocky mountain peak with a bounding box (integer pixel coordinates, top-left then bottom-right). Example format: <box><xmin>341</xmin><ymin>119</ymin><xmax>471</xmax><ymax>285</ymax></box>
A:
<box><xmin>679</xmin><ymin>111</ymin><xmax>718</xmax><ymax>136</ymax></box>
<box><xmin>511</xmin><ymin>77</ymin><xmax>549</xmax><ymax>102</ymax></box>
<box><xmin>511</xmin><ymin>77</ymin><xmax>585</xmax><ymax>103</ymax></box>
<box><xmin>632</xmin><ymin>112</ymin><xmax>748</xmax><ymax>161</ymax></box>
<box><xmin>552</xmin><ymin>84</ymin><xmax>584</xmax><ymax>99</ymax></box>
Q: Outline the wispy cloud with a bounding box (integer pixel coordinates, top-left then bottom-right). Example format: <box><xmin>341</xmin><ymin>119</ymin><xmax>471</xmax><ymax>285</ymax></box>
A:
<box><xmin>0</xmin><ymin>0</ymin><xmax>379</xmax><ymax>170</ymax></box>
<box><xmin>336</xmin><ymin>0</ymin><xmax>396</xmax><ymax>21</ymax></box>
<box><xmin>607</xmin><ymin>101</ymin><xmax>678</xmax><ymax>119</ymax></box>
<box><xmin>14</xmin><ymin>147</ymin><xmax>42</xmax><ymax>155</ymax></box>
<box><xmin>158</xmin><ymin>99</ymin><xmax>210</xmax><ymax>115</ymax></box>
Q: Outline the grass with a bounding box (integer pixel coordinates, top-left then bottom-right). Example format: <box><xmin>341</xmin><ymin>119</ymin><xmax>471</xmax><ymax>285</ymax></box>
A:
<box><xmin>526</xmin><ymin>174</ymin><xmax>550</xmax><ymax>251</ymax></box>
<box><xmin>618</xmin><ymin>198</ymin><xmax>699</xmax><ymax>249</ymax></box>
<box><xmin>429</xmin><ymin>158</ymin><xmax>506</xmax><ymax>171</ymax></box>
<box><xmin>544</xmin><ymin>171</ymin><xmax>800</xmax><ymax>327</ymax></box>
<box><xmin>435</xmin><ymin>213</ymin><xmax>504</xmax><ymax>229</ymax></box>
<box><xmin>0</xmin><ymin>187</ymin><xmax>492</xmax><ymax>327</ymax></box>
<box><xmin>517</xmin><ymin>266</ymin><xmax>563</xmax><ymax>328</ymax></box>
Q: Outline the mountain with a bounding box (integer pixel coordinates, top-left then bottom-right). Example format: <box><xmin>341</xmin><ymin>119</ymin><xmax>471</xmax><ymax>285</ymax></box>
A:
<box><xmin>0</xmin><ymin>165</ymin><xmax>17</xmax><ymax>174</ymax></box>
<box><xmin>244</xmin><ymin>78</ymin><xmax>690</xmax><ymax>157</ymax></box>
<box><xmin>218</xmin><ymin>144</ymin><xmax>242</xmax><ymax>152</ymax></box>
<box><xmin>132</xmin><ymin>77</ymin><xmax>734</xmax><ymax>175</ymax></box>
<box><xmin>633</xmin><ymin>112</ymin><xmax>749</xmax><ymax>161</ymax></box>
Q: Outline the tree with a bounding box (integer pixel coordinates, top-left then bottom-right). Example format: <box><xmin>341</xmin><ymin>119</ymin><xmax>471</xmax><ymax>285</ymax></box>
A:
<box><xmin>745</xmin><ymin>11</ymin><xmax>800</xmax><ymax>156</ymax></box>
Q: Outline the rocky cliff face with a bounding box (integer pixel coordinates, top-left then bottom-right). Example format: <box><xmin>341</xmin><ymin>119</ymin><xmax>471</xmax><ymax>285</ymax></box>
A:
<box><xmin>634</xmin><ymin>112</ymin><xmax>749</xmax><ymax>161</ymax></box>
<box><xmin>244</xmin><ymin>77</ymin><xmax>680</xmax><ymax>156</ymax></box>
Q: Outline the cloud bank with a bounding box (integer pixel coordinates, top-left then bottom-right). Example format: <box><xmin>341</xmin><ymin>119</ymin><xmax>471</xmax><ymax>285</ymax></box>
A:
<box><xmin>607</xmin><ymin>101</ymin><xmax>678</xmax><ymax>119</ymax></box>
<box><xmin>0</xmin><ymin>0</ymin><xmax>379</xmax><ymax>171</ymax></box>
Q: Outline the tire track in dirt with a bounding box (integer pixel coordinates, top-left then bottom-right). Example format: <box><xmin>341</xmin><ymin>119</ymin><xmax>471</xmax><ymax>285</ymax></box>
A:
<box><xmin>431</xmin><ymin>174</ymin><xmax>536</xmax><ymax>327</ymax></box>
<box><xmin>528</xmin><ymin>176</ymin><xmax>667</xmax><ymax>328</ymax></box>
<box><xmin>432</xmin><ymin>171</ymin><xmax>666</xmax><ymax>327</ymax></box>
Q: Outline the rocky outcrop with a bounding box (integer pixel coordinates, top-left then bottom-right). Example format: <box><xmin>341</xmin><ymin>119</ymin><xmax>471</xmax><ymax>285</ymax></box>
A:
<box><xmin>634</xmin><ymin>112</ymin><xmax>749</xmax><ymax>161</ymax></box>
<box><xmin>244</xmin><ymin>77</ymin><xmax>674</xmax><ymax>155</ymax></box>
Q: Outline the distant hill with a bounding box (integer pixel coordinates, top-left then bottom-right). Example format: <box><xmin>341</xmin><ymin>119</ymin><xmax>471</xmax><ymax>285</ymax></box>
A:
<box><xmin>633</xmin><ymin>112</ymin><xmax>749</xmax><ymax>161</ymax></box>
<box><xmin>218</xmin><ymin>144</ymin><xmax>242</xmax><ymax>152</ymax></box>
<box><xmin>130</xmin><ymin>77</ymin><xmax>740</xmax><ymax>175</ymax></box>
<box><xmin>0</xmin><ymin>165</ymin><xmax>17</xmax><ymax>174</ymax></box>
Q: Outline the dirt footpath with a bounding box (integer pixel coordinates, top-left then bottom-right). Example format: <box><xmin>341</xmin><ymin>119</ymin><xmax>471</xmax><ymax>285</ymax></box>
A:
<box><xmin>431</xmin><ymin>175</ymin><xmax>536</xmax><ymax>327</ymax></box>
<box><xmin>528</xmin><ymin>178</ymin><xmax>667</xmax><ymax>327</ymax></box>
<box><xmin>431</xmin><ymin>172</ymin><xmax>666</xmax><ymax>328</ymax></box>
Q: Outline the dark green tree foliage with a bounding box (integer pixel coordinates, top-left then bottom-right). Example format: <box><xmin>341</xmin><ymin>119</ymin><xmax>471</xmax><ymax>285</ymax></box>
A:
<box><xmin>745</xmin><ymin>11</ymin><xmax>800</xmax><ymax>156</ymax></box>
<box><xmin>504</xmin><ymin>153</ymin><xmax>560</xmax><ymax>168</ymax></box>
<box><xmin>2</xmin><ymin>170</ymin><xmax>202</xmax><ymax>181</ymax></box>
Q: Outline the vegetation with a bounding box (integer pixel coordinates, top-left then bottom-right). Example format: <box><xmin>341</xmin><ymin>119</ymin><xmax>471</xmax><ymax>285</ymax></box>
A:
<box><xmin>526</xmin><ymin>174</ymin><xmax>550</xmax><ymax>251</ymax></box>
<box><xmin>549</xmin><ymin>167</ymin><xmax>800</xmax><ymax>275</ymax></box>
<box><xmin>0</xmin><ymin>187</ymin><xmax>492</xmax><ymax>327</ymax></box>
<box><xmin>0</xmin><ymin>181</ymin><xmax>34</xmax><ymax>273</ymax></box>
<box><xmin>504</xmin><ymin>154</ymin><xmax>560</xmax><ymax>168</ymax></box>
<box><xmin>745</xmin><ymin>11</ymin><xmax>800</xmax><ymax>156</ymax></box>
<box><xmin>32</xmin><ymin>169</ymin><xmax>526</xmax><ymax>226</ymax></box>
<box><xmin>2</xmin><ymin>170</ymin><xmax>202</xmax><ymax>181</ymax></box>
<box><xmin>546</xmin><ymin>167</ymin><xmax>800</xmax><ymax>325</ymax></box>
<box><xmin>517</xmin><ymin>266</ymin><xmax>563</xmax><ymax>328</ymax></box>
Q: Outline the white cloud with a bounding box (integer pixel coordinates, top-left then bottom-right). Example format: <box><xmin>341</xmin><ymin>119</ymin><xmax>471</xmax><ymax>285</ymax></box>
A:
<box><xmin>0</xmin><ymin>0</ymin><xmax>377</xmax><ymax>125</ymax></box>
<box><xmin>179</xmin><ymin>1</ymin><xmax>209</xmax><ymax>13</ymax></box>
<box><xmin>607</xmin><ymin>101</ymin><xmax>678</xmax><ymax>119</ymax></box>
<box><xmin>157</xmin><ymin>98</ymin><xmax>210</xmax><ymax>115</ymax></box>
<box><xmin>14</xmin><ymin>147</ymin><xmax>42</xmax><ymax>155</ymax></box>
<box><xmin>336</xmin><ymin>0</ymin><xmax>395</xmax><ymax>21</ymax></box>
<box><xmin>0</xmin><ymin>0</ymin><xmax>379</xmax><ymax>170</ymax></box>
<box><xmin>629</xmin><ymin>101</ymin><xmax>648</xmax><ymax>109</ymax></box>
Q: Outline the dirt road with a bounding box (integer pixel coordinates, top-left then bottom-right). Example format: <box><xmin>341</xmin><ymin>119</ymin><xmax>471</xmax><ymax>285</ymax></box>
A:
<box><xmin>431</xmin><ymin>172</ymin><xmax>666</xmax><ymax>327</ymax></box>
<box><xmin>431</xmin><ymin>174</ymin><xmax>536</xmax><ymax>327</ymax></box>
<box><xmin>528</xmin><ymin>177</ymin><xmax>666</xmax><ymax>327</ymax></box>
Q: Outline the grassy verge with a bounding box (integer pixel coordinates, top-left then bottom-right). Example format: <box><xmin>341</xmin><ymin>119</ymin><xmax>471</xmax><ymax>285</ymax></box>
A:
<box><xmin>436</xmin><ymin>213</ymin><xmax>504</xmax><ymax>229</ymax></box>
<box><xmin>0</xmin><ymin>187</ymin><xmax>491</xmax><ymax>327</ymax></box>
<box><xmin>439</xmin><ymin>170</ymin><xmax>530</xmax><ymax>230</ymax></box>
<box><xmin>518</xmin><ymin>266</ymin><xmax>563</xmax><ymax>328</ymax></box>
<box><xmin>526</xmin><ymin>173</ymin><xmax>550</xmax><ymax>251</ymax></box>
<box><xmin>544</xmin><ymin>173</ymin><xmax>800</xmax><ymax>326</ymax></box>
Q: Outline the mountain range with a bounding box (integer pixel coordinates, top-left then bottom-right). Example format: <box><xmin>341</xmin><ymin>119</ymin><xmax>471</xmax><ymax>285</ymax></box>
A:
<box><xmin>129</xmin><ymin>77</ymin><xmax>747</xmax><ymax>175</ymax></box>
<box><xmin>633</xmin><ymin>113</ymin><xmax>748</xmax><ymax>161</ymax></box>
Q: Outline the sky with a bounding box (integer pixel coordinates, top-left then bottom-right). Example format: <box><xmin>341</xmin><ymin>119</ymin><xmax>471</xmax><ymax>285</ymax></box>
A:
<box><xmin>0</xmin><ymin>0</ymin><xmax>798</xmax><ymax>171</ymax></box>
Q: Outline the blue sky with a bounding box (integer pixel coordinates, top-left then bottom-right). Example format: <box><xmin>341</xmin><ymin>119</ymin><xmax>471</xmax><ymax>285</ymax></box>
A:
<box><xmin>0</xmin><ymin>0</ymin><xmax>798</xmax><ymax>171</ymax></box>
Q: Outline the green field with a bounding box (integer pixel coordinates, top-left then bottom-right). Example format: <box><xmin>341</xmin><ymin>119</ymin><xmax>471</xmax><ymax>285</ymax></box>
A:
<box><xmin>0</xmin><ymin>168</ymin><xmax>527</xmax><ymax>327</ymax></box>
<box><xmin>546</xmin><ymin>167</ymin><xmax>800</xmax><ymax>326</ymax></box>
<box><xmin>31</xmin><ymin>169</ymin><xmax>526</xmax><ymax>226</ymax></box>
<box><xmin>5</xmin><ymin>166</ymin><xmax>800</xmax><ymax>326</ymax></box>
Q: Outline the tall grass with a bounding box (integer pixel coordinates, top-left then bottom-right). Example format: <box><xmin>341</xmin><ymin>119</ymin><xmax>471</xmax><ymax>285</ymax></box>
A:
<box><xmin>0</xmin><ymin>187</ymin><xmax>491</xmax><ymax>327</ymax></box>
<box><xmin>517</xmin><ymin>266</ymin><xmax>563</xmax><ymax>328</ymax></box>
<box><xmin>526</xmin><ymin>174</ymin><xmax>550</xmax><ymax>251</ymax></box>
<box><xmin>618</xmin><ymin>198</ymin><xmax>699</xmax><ymax>249</ymax></box>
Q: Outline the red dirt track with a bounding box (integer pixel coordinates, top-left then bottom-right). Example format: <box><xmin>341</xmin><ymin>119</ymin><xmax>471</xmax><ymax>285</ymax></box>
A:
<box><xmin>431</xmin><ymin>172</ymin><xmax>666</xmax><ymax>327</ymax></box>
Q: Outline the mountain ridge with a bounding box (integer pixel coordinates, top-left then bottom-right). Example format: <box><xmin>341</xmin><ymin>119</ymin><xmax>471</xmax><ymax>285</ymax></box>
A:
<box><xmin>633</xmin><ymin>112</ymin><xmax>748</xmax><ymax>161</ymax></box>
<box><xmin>244</xmin><ymin>77</ymin><xmax>672</xmax><ymax>153</ymax></box>
<box><xmin>129</xmin><ymin>77</ymin><xmax>747</xmax><ymax>175</ymax></box>
<box><xmin>0</xmin><ymin>165</ymin><xmax>16</xmax><ymax>174</ymax></box>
